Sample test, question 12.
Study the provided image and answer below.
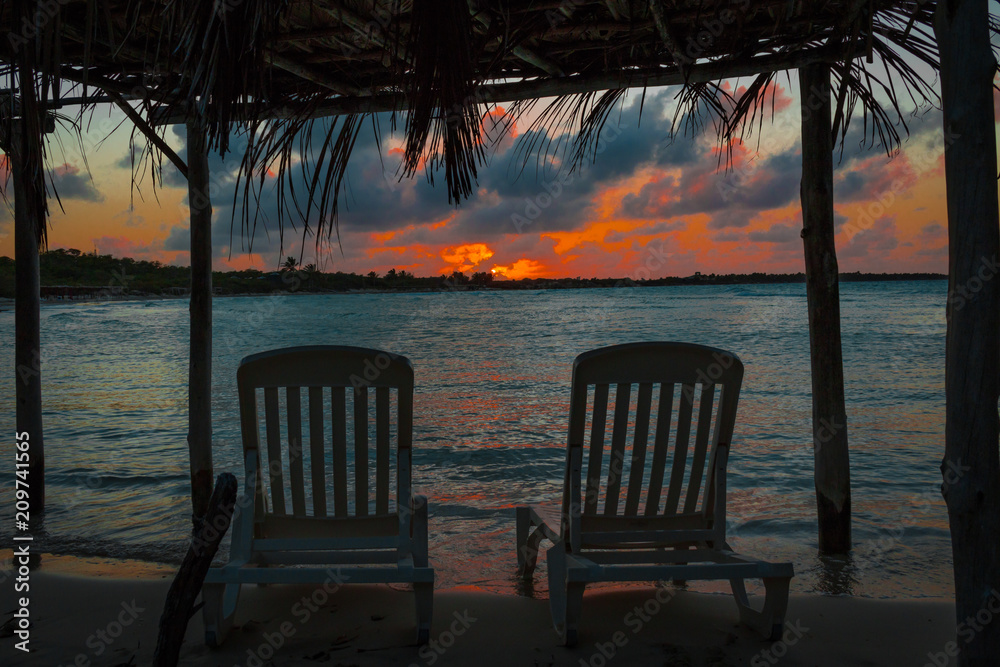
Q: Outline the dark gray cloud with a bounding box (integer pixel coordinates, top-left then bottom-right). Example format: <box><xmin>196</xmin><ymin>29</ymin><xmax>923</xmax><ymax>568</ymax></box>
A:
<box><xmin>163</xmin><ymin>224</ymin><xmax>189</xmax><ymax>252</ymax></box>
<box><xmin>912</xmin><ymin>221</ymin><xmax>946</xmax><ymax>258</ymax></box>
<box><xmin>838</xmin><ymin>217</ymin><xmax>899</xmax><ymax>260</ymax></box>
<box><xmin>114</xmin><ymin>208</ymin><xmax>146</xmax><ymax>228</ymax></box>
<box><xmin>748</xmin><ymin>222</ymin><xmax>800</xmax><ymax>244</ymax></box>
<box><xmin>834</xmin><ymin>211</ymin><xmax>849</xmax><ymax>231</ymax></box>
<box><xmin>915</xmin><ymin>244</ymin><xmax>948</xmax><ymax>259</ymax></box>
<box><xmin>50</xmin><ymin>164</ymin><xmax>104</xmax><ymax>202</ymax></box>
<box><xmin>712</xmin><ymin>231</ymin><xmax>742</xmax><ymax>243</ymax></box>
<box><xmin>618</xmin><ymin>140</ymin><xmax>801</xmax><ymax>229</ymax></box>
<box><xmin>918</xmin><ymin>222</ymin><xmax>944</xmax><ymax>239</ymax></box>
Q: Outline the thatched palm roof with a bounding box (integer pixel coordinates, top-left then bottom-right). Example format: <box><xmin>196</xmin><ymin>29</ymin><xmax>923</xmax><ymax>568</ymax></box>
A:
<box><xmin>1</xmin><ymin>0</ymin><xmax>996</xmax><ymax>246</ymax></box>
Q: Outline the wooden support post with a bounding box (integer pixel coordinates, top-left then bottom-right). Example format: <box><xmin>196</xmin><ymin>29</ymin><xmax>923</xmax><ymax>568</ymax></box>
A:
<box><xmin>186</xmin><ymin>118</ymin><xmax>214</xmax><ymax>526</ymax></box>
<box><xmin>935</xmin><ymin>1</ymin><xmax>1000</xmax><ymax>663</ymax></box>
<box><xmin>799</xmin><ymin>63</ymin><xmax>851</xmax><ymax>554</ymax></box>
<box><xmin>10</xmin><ymin>122</ymin><xmax>46</xmax><ymax>515</ymax></box>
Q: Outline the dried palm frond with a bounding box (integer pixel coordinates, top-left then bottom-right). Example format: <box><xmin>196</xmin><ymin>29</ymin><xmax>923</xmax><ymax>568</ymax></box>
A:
<box><xmin>134</xmin><ymin>0</ymin><xmax>292</xmax><ymax>153</ymax></box>
<box><xmin>721</xmin><ymin>1</ymin><xmax>943</xmax><ymax>162</ymax></box>
<box><xmin>505</xmin><ymin>89</ymin><xmax>629</xmax><ymax>183</ymax></box>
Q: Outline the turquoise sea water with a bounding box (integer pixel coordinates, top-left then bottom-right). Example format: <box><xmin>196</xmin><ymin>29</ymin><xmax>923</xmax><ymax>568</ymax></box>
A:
<box><xmin>0</xmin><ymin>281</ymin><xmax>953</xmax><ymax>597</ymax></box>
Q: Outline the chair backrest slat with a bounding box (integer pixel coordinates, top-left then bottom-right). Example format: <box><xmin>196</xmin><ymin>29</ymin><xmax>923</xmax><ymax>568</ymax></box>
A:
<box><xmin>375</xmin><ymin>386</ymin><xmax>391</xmax><ymax>515</ymax></box>
<box><xmin>309</xmin><ymin>387</ymin><xmax>327</xmax><ymax>517</ymax></box>
<box><xmin>263</xmin><ymin>386</ymin><xmax>285</xmax><ymax>515</ymax></box>
<box><xmin>353</xmin><ymin>386</ymin><xmax>369</xmax><ymax>517</ymax></box>
<box><xmin>565</xmin><ymin>343</ymin><xmax>744</xmax><ymax>545</ymax></box>
<box><xmin>331</xmin><ymin>386</ymin><xmax>348</xmax><ymax>518</ymax></box>
<box><xmin>644</xmin><ymin>382</ymin><xmax>674</xmax><ymax>515</ymax></box>
<box><xmin>664</xmin><ymin>382</ymin><xmax>695</xmax><ymax>515</ymax></box>
<box><xmin>584</xmin><ymin>383</ymin><xmax>610</xmax><ymax>515</ymax></box>
<box><xmin>397</xmin><ymin>374</ymin><xmax>413</xmax><ymax>517</ymax></box>
<box><xmin>684</xmin><ymin>383</ymin><xmax>716</xmax><ymax>513</ymax></box>
<box><xmin>604</xmin><ymin>383</ymin><xmax>631</xmax><ymax>515</ymax></box>
<box><xmin>624</xmin><ymin>382</ymin><xmax>653</xmax><ymax>516</ymax></box>
<box><xmin>286</xmin><ymin>387</ymin><xmax>306</xmax><ymax>517</ymax></box>
<box><xmin>237</xmin><ymin>346</ymin><xmax>416</xmax><ymax>532</ymax></box>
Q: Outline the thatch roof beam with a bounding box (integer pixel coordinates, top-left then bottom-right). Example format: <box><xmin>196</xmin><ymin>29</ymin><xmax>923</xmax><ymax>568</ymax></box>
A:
<box><xmin>542</xmin><ymin>22</ymin><xmax>651</xmax><ymax>41</ymax></box>
<box><xmin>470</xmin><ymin>1</ymin><xmax>566</xmax><ymax>77</ymax></box>
<box><xmin>313</xmin><ymin>1</ymin><xmax>411</xmax><ymax>66</ymax></box>
<box><xmin>278</xmin><ymin>28</ymin><xmax>353</xmax><ymax>43</ymax></box>
<box><xmin>148</xmin><ymin>40</ymin><xmax>862</xmax><ymax>126</ymax></box>
<box><xmin>511</xmin><ymin>47</ymin><xmax>565</xmax><ymax>77</ymax></box>
<box><xmin>604</xmin><ymin>0</ymin><xmax>626</xmax><ymax>21</ymax></box>
<box><xmin>648</xmin><ymin>0</ymin><xmax>690</xmax><ymax>74</ymax></box>
<box><xmin>106</xmin><ymin>89</ymin><xmax>189</xmax><ymax>178</ymax></box>
<box><xmin>50</xmin><ymin>66</ymin><xmax>162</xmax><ymax>103</ymax></box>
<box><xmin>268</xmin><ymin>53</ymin><xmax>366</xmax><ymax>96</ymax></box>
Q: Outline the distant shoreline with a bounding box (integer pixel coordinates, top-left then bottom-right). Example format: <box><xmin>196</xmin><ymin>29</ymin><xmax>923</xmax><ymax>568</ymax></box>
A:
<box><xmin>0</xmin><ymin>272</ymin><xmax>949</xmax><ymax>310</ymax></box>
<box><xmin>0</xmin><ymin>249</ymin><xmax>949</xmax><ymax>301</ymax></box>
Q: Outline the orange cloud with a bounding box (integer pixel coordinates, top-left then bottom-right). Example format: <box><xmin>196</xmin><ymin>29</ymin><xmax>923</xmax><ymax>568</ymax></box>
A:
<box><xmin>542</xmin><ymin>219</ymin><xmax>649</xmax><ymax>255</ymax></box>
<box><xmin>367</xmin><ymin>245</ymin><xmax>408</xmax><ymax>258</ymax></box>
<box><xmin>387</xmin><ymin>145</ymin><xmax>427</xmax><ymax>172</ymax></box>
<box><xmin>491</xmin><ymin>258</ymin><xmax>549</xmax><ymax>280</ymax></box>
<box><xmin>440</xmin><ymin>242</ymin><xmax>495</xmax><ymax>272</ymax></box>
<box><xmin>734</xmin><ymin>81</ymin><xmax>794</xmax><ymax>114</ymax></box>
<box><xmin>482</xmin><ymin>106</ymin><xmax>518</xmax><ymax>153</ymax></box>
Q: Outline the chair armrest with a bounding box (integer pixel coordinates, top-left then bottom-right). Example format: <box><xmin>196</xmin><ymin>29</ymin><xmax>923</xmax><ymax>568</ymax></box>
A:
<box><xmin>228</xmin><ymin>449</ymin><xmax>259</xmax><ymax>564</ymax></box>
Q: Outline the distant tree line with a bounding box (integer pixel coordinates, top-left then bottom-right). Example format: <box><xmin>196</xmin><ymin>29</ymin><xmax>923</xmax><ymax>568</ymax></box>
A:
<box><xmin>0</xmin><ymin>250</ymin><xmax>946</xmax><ymax>299</ymax></box>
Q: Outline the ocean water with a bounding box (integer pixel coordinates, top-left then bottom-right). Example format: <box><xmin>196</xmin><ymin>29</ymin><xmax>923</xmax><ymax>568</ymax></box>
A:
<box><xmin>0</xmin><ymin>281</ymin><xmax>954</xmax><ymax>597</ymax></box>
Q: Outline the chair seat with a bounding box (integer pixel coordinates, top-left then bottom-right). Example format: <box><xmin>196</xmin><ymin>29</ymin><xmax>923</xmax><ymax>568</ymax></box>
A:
<box><xmin>204</xmin><ymin>564</ymin><xmax>436</xmax><ymax>585</ymax></box>
<box><xmin>565</xmin><ymin>552</ymin><xmax>793</xmax><ymax>583</ymax></box>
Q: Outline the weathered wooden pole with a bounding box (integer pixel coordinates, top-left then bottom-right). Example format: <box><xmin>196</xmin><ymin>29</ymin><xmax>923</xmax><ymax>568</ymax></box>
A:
<box><xmin>799</xmin><ymin>63</ymin><xmax>851</xmax><ymax>554</ymax></box>
<box><xmin>935</xmin><ymin>1</ymin><xmax>1000</xmax><ymax>663</ymax></box>
<box><xmin>186</xmin><ymin>118</ymin><xmax>214</xmax><ymax>527</ymax></box>
<box><xmin>9</xmin><ymin>120</ymin><xmax>46</xmax><ymax>515</ymax></box>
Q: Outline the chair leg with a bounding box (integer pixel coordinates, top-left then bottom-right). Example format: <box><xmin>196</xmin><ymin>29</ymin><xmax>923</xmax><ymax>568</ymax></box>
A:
<box><xmin>564</xmin><ymin>581</ymin><xmax>586</xmax><ymax>648</ymax></box>
<box><xmin>516</xmin><ymin>507</ymin><xmax>544</xmax><ymax>579</ymax></box>
<box><xmin>547</xmin><ymin>543</ymin><xmax>568</xmax><ymax>642</ymax></box>
<box><xmin>202</xmin><ymin>582</ymin><xmax>240</xmax><ymax>648</ymax></box>
<box><xmin>730</xmin><ymin>576</ymin><xmax>791</xmax><ymax>641</ymax></box>
<box><xmin>547</xmin><ymin>544</ymin><xmax>584</xmax><ymax>647</ymax></box>
<box><xmin>414</xmin><ymin>581</ymin><xmax>433</xmax><ymax>646</ymax></box>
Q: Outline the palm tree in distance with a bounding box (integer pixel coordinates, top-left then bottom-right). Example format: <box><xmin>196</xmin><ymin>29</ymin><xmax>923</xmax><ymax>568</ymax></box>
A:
<box><xmin>281</xmin><ymin>256</ymin><xmax>298</xmax><ymax>272</ymax></box>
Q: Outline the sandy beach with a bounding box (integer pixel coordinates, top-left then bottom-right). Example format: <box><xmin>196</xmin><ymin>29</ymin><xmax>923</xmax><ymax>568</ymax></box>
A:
<box><xmin>0</xmin><ymin>554</ymin><xmax>958</xmax><ymax>667</ymax></box>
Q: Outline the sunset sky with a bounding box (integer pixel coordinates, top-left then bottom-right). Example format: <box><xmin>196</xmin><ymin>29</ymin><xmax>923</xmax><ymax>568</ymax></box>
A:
<box><xmin>1</xmin><ymin>77</ymin><xmax>995</xmax><ymax>279</ymax></box>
